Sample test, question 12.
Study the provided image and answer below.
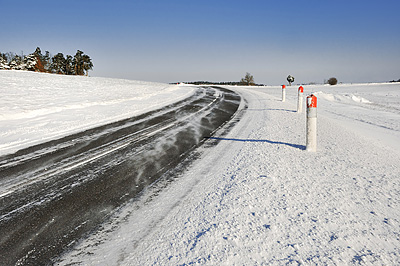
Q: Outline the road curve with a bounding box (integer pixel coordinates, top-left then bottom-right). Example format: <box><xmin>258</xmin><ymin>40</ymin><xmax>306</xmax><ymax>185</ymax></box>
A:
<box><xmin>0</xmin><ymin>86</ymin><xmax>241</xmax><ymax>265</ymax></box>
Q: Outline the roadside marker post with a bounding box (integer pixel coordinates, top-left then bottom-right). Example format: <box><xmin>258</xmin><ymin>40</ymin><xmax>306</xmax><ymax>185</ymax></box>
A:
<box><xmin>297</xmin><ymin>86</ymin><xmax>304</xmax><ymax>113</ymax></box>
<box><xmin>282</xmin><ymin>85</ymin><xmax>286</xmax><ymax>102</ymax></box>
<box><xmin>306</xmin><ymin>94</ymin><xmax>317</xmax><ymax>152</ymax></box>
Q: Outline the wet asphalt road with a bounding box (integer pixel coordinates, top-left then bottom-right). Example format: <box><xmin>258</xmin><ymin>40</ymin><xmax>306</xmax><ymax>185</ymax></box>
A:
<box><xmin>0</xmin><ymin>86</ymin><xmax>241</xmax><ymax>265</ymax></box>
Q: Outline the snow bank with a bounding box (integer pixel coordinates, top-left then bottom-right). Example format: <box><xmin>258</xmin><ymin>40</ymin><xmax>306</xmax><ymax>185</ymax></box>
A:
<box><xmin>316</xmin><ymin>91</ymin><xmax>372</xmax><ymax>104</ymax></box>
<box><xmin>0</xmin><ymin>70</ymin><xmax>195</xmax><ymax>156</ymax></box>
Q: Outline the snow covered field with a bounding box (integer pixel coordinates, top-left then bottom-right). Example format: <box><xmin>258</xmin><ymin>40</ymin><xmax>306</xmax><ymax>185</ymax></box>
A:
<box><xmin>0</xmin><ymin>70</ymin><xmax>195</xmax><ymax>156</ymax></box>
<box><xmin>58</xmin><ymin>81</ymin><xmax>399</xmax><ymax>265</ymax></box>
<box><xmin>1</xmin><ymin>71</ymin><xmax>399</xmax><ymax>264</ymax></box>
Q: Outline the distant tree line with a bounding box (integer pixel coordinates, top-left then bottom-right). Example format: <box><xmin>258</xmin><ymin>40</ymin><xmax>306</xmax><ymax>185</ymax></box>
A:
<box><xmin>174</xmin><ymin>81</ymin><xmax>265</xmax><ymax>86</ymax></box>
<box><xmin>175</xmin><ymin>73</ymin><xmax>263</xmax><ymax>86</ymax></box>
<box><xmin>0</xmin><ymin>47</ymin><xmax>93</xmax><ymax>76</ymax></box>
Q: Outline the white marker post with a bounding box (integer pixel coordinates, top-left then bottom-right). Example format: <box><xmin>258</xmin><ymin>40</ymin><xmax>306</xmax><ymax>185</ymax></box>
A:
<box><xmin>297</xmin><ymin>86</ymin><xmax>304</xmax><ymax>113</ymax></box>
<box><xmin>306</xmin><ymin>94</ymin><xmax>317</xmax><ymax>152</ymax></box>
<box><xmin>282</xmin><ymin>85</ymin><xmax>286</xmax><ymax>102</ymax></box>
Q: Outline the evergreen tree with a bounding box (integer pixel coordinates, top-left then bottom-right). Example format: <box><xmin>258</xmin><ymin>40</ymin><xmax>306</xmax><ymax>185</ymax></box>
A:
<box><xmin>1</xmin><ymin>47</ymin><xmax>94</xmax><ymax>75</ymax></box>
<box><xmin>34</xmin><ymin>47</ymin><xmax>42</xmax><ymax>56</ymax></box>
<box><xmin>82</xmin><ymin>54</ymin><xmax>93</xmax><ymax>76</ymax></box>
<box><xmin>73</xmin><ymin>50</ymin><xmax>93</xmax><ymax>75</ymax></box>
<box><xmin>9</xmin><ymin>54</ymin><xmax>24</xmax><ymax>70</ymax></box>
<box><xmin>42</xmin><ymin>50</ymin><xmax>52</xmax><ymax>72</ymax></box>
<box><xmin>65</xmin><ymin>55</ymin><xmax>74</xmax><ymax>75</ymax></box>
<box><xmin>24</xmin><ymin>54</ymin><xmax>38</xmax><ymax>71</ymax></box>
<box><xmin>73</xmin><ymin>50</ymin><xmax>84</xmax><ymax>75</ymax></box>
<box><xmin>51</xmin><ymin>53</ymin><xmax>66</xmax><ymax>74</ymax></box>
<box><xmin>0</xmin><ymin>53</ymin><xmax>10</xmax><ymax>69</ymax></box>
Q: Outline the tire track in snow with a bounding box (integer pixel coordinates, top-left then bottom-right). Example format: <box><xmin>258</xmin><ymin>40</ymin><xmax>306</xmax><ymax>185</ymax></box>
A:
<box><xmin>0</xmin><ymin>86</ymin><xmax>241</xmax><ymax>265</ymax></box>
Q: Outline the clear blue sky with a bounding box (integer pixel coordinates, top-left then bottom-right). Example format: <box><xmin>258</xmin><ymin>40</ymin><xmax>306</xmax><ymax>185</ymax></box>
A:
<box><xmin>2</xmin><ymin>0</ymin><xmax>399</xmax><ymax>84</ymax></box>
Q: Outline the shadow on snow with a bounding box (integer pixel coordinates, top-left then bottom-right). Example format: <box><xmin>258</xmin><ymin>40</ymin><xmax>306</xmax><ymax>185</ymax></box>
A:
<box><xmin>207</xmin><ymin>137</ymin><xmax>305</xmax><ymax>150</ymax></box>
<box><xmin>247</xmin><ymin>108</ymin><xmax>297</xmax><ymax>113</ymax></box>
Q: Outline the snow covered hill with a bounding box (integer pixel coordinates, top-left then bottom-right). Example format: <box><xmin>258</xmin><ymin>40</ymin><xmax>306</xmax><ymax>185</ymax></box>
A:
<box><xmin>0</xmin><ymin>70</ymin><xmax>195</xmax><ymax>156</ymax></box>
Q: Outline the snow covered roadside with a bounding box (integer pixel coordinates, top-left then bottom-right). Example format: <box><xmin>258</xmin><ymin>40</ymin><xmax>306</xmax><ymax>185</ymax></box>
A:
<box><xmin>0</xmin><ymin>70</ymin><xmax>195</xmax><ymax>156</ymax></box>
<box><xmin>59</xmin><ymin>83</ymin><xmax>400</xmax><ymax>265</ymax></box>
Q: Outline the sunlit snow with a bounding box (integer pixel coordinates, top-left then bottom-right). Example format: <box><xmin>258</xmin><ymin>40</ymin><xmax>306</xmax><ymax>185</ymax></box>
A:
<box><xmin>1</xmin><ymin>70</ymin><xmax>399</xmax><ymax>265</ymax></box>
<box><xmin>0</xmin><ymin>70</ymin><xmax>195</xmax><ymax>156</ymax></box>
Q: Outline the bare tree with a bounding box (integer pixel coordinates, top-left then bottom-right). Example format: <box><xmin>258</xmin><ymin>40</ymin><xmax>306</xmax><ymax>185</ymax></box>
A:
<box><xmin>240</xmin><ymin>72</ymin><xmax>255</xmax><ymax>86</ymax></box>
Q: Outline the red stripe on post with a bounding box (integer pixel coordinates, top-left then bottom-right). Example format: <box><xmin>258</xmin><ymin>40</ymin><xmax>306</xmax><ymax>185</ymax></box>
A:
<box><xmin>307</xmin><ymin>94</ymin><xmax>317</xmax><ymax>108</ymax></box>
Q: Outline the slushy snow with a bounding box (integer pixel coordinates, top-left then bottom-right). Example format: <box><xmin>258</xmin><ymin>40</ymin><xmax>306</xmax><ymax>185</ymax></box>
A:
<box><xmin>1</xmin><ymin>71</ymin><xmax>399</xmax><ymax>265</ymax></box>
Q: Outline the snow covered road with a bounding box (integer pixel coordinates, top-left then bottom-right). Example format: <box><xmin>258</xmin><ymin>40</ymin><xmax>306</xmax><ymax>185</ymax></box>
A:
<box><xmin>0</xmin><ymin>86</ymin><xmax>241</xmax><ymax>265</ymax></box>
<box><xmin>1</xmin><ymin>71</ymin><xmax>399</xmax><ymax>265</ymax></box>
<box><xmin>59</xmin><ymin>84</ymin><xmax>400</xmax><ymax>265</ymax></box>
